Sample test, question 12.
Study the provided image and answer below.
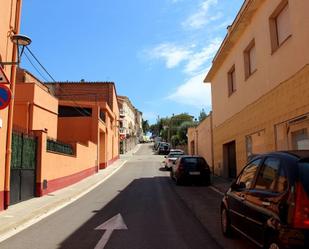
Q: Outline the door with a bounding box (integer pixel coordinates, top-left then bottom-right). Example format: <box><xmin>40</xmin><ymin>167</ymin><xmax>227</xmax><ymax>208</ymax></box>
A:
<box><xmin>223</xmin><ymin>141</ymin><xmax>237</xmax><ymax>178</ymax></box>
<box><xmin>10</xmin><ymin>132</ymin><xmax>37</xmax><ymax>205</ymax></box>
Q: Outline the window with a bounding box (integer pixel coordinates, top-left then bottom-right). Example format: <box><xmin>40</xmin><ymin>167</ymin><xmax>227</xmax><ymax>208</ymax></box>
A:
<box><xmin>255</xmin><ymin>157</ymin><xmax>288</xmax><ymax>193</ymax></box>
<box><xmin>228</xmin><ymin>65</ymin><xmax>236</xmax><ymax>96</ymax></box>
<box><xmin>291</xmin><ymin>129</ymin><xmax>309</xmax><ymax>150</ymax></box>
<box><xmin>244</xmin><ymin>39</ymin><xmax>256</xmax><ymax>79</ymax></box>
<box><xmin>58</xmin><ymin>106</ymin><xmax>92</xmax><ymax>117</ymax></box>
<box><xmin>269</xmin><ymin>0</ymin><xmax>291</xmax><ymax>52</ymax></box>
<box><xmin>237</xmin><ymin>159</ymin><xmax>261</xmax><ymax>189</ymax></box>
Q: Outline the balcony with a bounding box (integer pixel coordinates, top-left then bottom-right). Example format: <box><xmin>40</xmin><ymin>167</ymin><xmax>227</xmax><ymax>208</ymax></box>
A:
<box><xmin>119</xmin><ymin>127</ymin><xmax>126</xmax><ymax>134</ymax></box>
<box><xmin>119</xmin><ymin>109</ymin><xmax>125</xmax><ymax>118</ymax></box>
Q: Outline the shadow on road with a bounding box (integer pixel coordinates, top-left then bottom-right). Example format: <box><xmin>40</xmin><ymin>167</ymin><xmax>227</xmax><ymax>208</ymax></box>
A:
<box><xmin>57</xmin><ymin>176</ymin><xmax>222</xmax><ymax>249</ymax></box>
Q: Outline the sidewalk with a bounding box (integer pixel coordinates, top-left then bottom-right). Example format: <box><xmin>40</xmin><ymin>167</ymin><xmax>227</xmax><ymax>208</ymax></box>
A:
<box><xmin>0</xmin><ymin>158</ymin><xmax>128</xmax><ymax>242</ymax></box>
<box><xmin>210</xmin><ymin>174</ymin><xmax>234</xmax><ymax>194</ymax></box>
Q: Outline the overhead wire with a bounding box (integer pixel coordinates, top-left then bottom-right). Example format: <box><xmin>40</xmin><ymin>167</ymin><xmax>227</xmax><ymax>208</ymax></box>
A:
<box><xmin>24</xmin><ymin>47</ymin><xmax>93</xmax><ymax>117</ymax></box>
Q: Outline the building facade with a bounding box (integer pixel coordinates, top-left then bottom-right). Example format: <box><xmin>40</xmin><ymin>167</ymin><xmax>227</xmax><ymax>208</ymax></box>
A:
<box><xmin>205</xmin><ymin>0</ymin><xmax>309</xmax><ymax>178</ymax></box>
<box><xmin>187</xmin><ymin>113</ymin><xmax>213</xmax><ymax>170</ymax></box>
<box><xmin>8</xmin><ymin>70</ymin><xmax>121</xmax><ymax>205</ymax></box>
<box><xmin>0</xmin><ymin>0</ymin><xmax>22</xmax><ymax>210</ymax></box>
<box><xmin>117</xmin><ymin>96</ymin><xmax>142</xmax><ymax>153</ymax></box>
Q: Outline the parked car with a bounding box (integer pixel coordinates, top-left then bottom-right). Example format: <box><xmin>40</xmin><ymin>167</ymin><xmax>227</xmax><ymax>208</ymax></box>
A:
<box><xmin>220</xmin><ymin>151</ymin><xmax>309</xmax><ymax>249</ymax></box>
<box><xmin>164</xmin><ymin>151</ymin><xmax>184</xmax><ymax>170</ymax></box>
<box><xmin>171</xmin><ymin>156</ymin><xmax>211</xmax><ymax>185</ymax></box>
<box><xmin>157</xmin><ymin>142</ymin><xmax>171</xmax><ymax>155</ymax></box>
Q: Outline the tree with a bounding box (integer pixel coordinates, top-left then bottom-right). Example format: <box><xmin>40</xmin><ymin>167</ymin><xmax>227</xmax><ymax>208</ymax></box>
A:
<box><xmin>142</xmin><ymin>119</ymin><xmax>150</xmax><ymax>133</ymax></box>
<box><xmin>198</xmin><ymin>108</ymin><xmax>208</xmax><ymax>122</ymax></box>
<box><xmin>177</xmin><ymin>121</ymin><xmax>195</xmax><ymax>144</ymax></box>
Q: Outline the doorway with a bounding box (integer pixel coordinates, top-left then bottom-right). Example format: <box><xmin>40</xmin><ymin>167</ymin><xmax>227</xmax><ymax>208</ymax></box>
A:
<box><xmin>223</xmin><ymin>141</ymin><xmax>237</xmax><ymax>179</ymax></box>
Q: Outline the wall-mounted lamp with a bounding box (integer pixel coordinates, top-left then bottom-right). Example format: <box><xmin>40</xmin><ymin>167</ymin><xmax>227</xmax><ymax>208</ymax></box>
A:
<box><xmin>0</xmin><ymin>34</ymin><xmax>32</xmax><ymax>66</ymax></box>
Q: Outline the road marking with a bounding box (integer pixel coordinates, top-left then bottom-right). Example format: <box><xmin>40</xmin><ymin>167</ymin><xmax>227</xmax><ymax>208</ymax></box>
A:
<box><xmin>209</xmin><ymin>186</ymin><xmax>224</xmax><ymax>196</ymax></box>
<box><xmin>94</xmin><ymin>213</ymin><xmax>128</xmax><ymax>249</ymax></box>
<box><xmin>0</xmin><ymin>160</ymin><xmax>128</xmax><ymax>243</ymax></box>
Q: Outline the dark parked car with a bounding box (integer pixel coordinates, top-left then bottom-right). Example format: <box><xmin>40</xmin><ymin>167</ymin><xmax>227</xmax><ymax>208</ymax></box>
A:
<box><xmin>220</xmin><ymin>151</ymin><xmax>309</xmax><ymax>249</ymax></box>
<box><xmin>157</xmin><ymin>142</ymin><xmax>171</xmax><ymax>155</ymax></box>
<box><xmin>171</xmin><ymin>156</ymin><xmax>211</xmax><ymax>185</ymax></box>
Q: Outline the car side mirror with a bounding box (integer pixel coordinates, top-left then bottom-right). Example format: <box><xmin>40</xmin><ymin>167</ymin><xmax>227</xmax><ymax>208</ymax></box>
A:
<box><xmin>173</xmin><ymin>161</ymin><xmax>176</xmax><ymax>165</ymax></box>
<box><xmin>231</xmin><ymin>181</ymin><xmax>246</xmax><ymax>191</ymax></box>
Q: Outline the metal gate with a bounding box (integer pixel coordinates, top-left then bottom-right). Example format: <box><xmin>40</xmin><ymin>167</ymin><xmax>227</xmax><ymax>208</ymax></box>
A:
<box><xmin>10</xmin><ymin>131</ymin><xmax>37</xmax><ymax>205</ymax></box>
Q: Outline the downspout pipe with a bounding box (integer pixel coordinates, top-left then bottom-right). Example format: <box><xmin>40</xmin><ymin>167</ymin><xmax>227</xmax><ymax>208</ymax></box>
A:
<box><xmin>4</xmin><ymin>0</ymin><xmax>22</xmax><ymax>209</ymax></box>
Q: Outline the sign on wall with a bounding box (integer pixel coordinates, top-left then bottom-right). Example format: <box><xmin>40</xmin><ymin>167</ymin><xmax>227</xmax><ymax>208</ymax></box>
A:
<box><xmin>0</xmin><ymin>84</ymin><xmax>12</xmax><ymax>110</ymax></box>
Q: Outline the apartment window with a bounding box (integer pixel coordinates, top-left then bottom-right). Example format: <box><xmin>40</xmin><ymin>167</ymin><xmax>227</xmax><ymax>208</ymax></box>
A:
<box><xmin>244</xmin><ymin>39</ymin><xmax>256</xmax><ymax>79</ymax></box>
<box><xmin>269</xmin><ymin>0</ymin><xmax>291</xmax><ymax>52</ymax></box>
<box><xmin>227</xmin><ymin>65</ymin><xmax>236</xmax><ymax>96</ymax></box>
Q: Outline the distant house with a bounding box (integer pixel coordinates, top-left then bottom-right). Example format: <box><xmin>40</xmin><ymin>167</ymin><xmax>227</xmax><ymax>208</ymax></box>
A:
<box><xmin>117</xmin><ymin>95</ymin><xmax>142</xmax><ymax>153</ymax></box>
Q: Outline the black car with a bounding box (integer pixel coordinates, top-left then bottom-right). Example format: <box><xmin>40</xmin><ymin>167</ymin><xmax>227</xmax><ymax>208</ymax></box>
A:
<box><xmin>171</xmin><ymin>156</ymin><xmax>211</xmax><ymax>185</ymax></box>
<box><xmin>221</xmin><ymin>151</ymin><xmax>309</xmax><ymax>249</ymax></box>
<box><xmin>157</xmin><ymin>142</ymin><xmax>171</xmax><ymax>155</ymax></box>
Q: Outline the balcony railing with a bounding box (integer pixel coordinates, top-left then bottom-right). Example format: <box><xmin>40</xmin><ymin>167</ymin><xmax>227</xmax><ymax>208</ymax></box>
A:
<box><xmin>119</xmin><ymin>127</ymin><xmax>126</xmax><ymax>134</ymax></box>
<box><xmin>119</xmin><ymin>109</ymin><xmax>125</xmax><ymax>117</ymax></box>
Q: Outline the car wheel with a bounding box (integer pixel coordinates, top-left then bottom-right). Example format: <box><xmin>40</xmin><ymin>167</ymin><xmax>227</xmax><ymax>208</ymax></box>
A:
<box><xmin>265</xmin><ymin>237</ymin><xmax>281</xmax><ymax>249</ymax></box>
<box><xmin>267</xmin><ymin>243</ymin><xmax>280</xmax><ymax>249</ymax></box>
<box><xmin>221</xmin><ymin>206</ymin><xmax>232</xmax><ymax>237</ymax></box>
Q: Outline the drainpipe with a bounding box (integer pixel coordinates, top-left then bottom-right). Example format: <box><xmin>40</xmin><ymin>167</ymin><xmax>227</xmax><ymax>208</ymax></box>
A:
<box><xmin>210</xmin><ymin>112</ymin><xmax>215</xmax><ymax>176</ymax></box>
<box><xmin>4</xmin><ymin>0</ymin><xmax>22</xmax><ymax>209</ymax></box>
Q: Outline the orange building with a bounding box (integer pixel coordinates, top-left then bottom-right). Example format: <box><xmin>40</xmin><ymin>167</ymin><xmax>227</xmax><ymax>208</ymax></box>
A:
<box><xmin>0</xmin><ymin>0</ymin><xmax>23</xmax><ymax>210</ymax></box>
<box><xmin>0</xmin><ymin>68</ymin><xmax>120</xmax><ymax>207</ymax></box>
<box><xmin>205</xmin><ymin>0</ymin><xmax>309</xmax><ymax>178</ymax></box>
<box><xmin>46</xmin><ymin>81</ymin><xmax>120</xmax><ymax>168</ymax></box>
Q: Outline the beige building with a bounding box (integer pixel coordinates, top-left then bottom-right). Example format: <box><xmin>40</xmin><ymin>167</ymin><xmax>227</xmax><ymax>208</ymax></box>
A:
<box><xmin>187</xmin><ymin>113</ymin><xmax>213</xmax><ymax>169</ymax></box>
<box><xmin>117</xmin><ymin>96</ymin><xmax>142</xmax><ymax>153</ymax></box>
<box><xmin>205</xmin><ymin>0</ymin><xmax>309</xmax><ymax>178</ymax></box>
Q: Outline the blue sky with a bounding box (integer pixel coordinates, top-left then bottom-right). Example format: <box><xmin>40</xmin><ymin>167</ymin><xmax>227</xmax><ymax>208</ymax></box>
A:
<box><xmin>20</xmin><ymin>0</ymin><xmax>244</xmax><ymax>124</ymax></box>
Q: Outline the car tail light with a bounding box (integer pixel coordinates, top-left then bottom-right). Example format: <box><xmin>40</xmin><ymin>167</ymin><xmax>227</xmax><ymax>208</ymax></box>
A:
<box><xmin>293</xmin><ymin>183</ymin><xmax>309</xmax><ymax>229</ymax></box>
<box><xmin>177</xmin><ymin>163</ymin><xmax>184</xmax><ymax>172</ymax></box>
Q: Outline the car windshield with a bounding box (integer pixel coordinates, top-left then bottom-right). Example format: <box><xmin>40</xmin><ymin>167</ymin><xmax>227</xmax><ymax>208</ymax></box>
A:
<box><xmin>298</xmin><ymin>161</ymin><xmax>309</xmax><ymax>196</ymax></box>
<box><xmin>182</xmin><ymin>157</ymin><xmax>208</xmax><ymax>169</ymax></box>
<box><xmin>168</xmin><ymin>153</ymin><xmax>183</xmax><ymax>158</ymax></box>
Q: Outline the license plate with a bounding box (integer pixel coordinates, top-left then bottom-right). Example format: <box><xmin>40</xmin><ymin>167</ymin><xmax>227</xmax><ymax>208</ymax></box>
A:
<box><xmin>189</xmin><ymin>171</ymin><xmax>200</xmax><ymax>175</ymax></box>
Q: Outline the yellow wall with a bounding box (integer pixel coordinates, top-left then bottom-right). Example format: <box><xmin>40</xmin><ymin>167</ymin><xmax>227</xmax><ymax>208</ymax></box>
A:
<box><xmin>213</xmin><ymin>66</ymin><xmax>309</xmax><ymax>176</ymax></box>
<box><xmin>210</xmin><ymin>0</ymin><xmax>309</xmax><ymax>128</ymax></box>
<box><xmin>187</xmin><ymin>115</ymin><xmax>213</xmax><ymax>168</ymax></box>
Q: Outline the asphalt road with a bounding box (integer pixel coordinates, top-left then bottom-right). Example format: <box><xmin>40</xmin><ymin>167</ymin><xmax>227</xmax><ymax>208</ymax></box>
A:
<box><xmin>0</xmin><ymin>144</ymin><xmax>254</xmax><ymax>249</ymax></box>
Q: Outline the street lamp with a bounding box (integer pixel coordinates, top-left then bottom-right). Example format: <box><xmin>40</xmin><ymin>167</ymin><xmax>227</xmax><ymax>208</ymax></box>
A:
<box><xmin>0</xmin><ymin>34</ymin><xmax>32</xmax><ymax>66</ymax></box>
<box><xmin>3</xmin><ymin>33</ymin><xmax>32</xmax><ymax>209</ymax></box>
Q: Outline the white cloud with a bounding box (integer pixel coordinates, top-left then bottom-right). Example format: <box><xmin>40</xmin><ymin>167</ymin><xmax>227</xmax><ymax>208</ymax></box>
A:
<box><xmin>167</xmin><ymin>70</ymin><xmax>211</xmax><ymax>109</ymax></box>
<box><xmin>147</xmin><ymin>43</ymin><xmax>192</xmax><ymax>69</ymax></box>
<box><xmin>182</xmin><ymin>0</ymin><xmax>219</xmax><ymax>29</ymax></box>
<box><xmin>184</xmin><ymin>38</ymin><xmax>222</xmax><ymax>74</ymax></box>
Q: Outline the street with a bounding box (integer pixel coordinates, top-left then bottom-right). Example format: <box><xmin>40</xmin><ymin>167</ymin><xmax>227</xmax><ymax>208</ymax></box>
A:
<box><xmin>0</xmin><ymin>144</ymin><xmax>255</xmax><ymax>249</ymax></box>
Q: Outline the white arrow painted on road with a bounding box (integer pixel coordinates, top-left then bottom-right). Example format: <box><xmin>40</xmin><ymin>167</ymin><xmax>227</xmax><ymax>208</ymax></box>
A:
<box><xmin>94</xmin><ymin>213</ymin><xmax>128</xmax><ymax>249</ymax></box>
